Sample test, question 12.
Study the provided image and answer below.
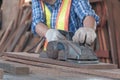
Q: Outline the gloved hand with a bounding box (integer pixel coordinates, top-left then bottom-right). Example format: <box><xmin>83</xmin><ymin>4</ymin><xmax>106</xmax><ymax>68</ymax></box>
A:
<box><xmin>72</xmin><ymin>27</ymin><xmax>97</xmax><ymax>45</ymax></box>
<box><xmin>45</xmin><ymin>29</ymin><xmax>66</xmax><ymax>42</ymax></box>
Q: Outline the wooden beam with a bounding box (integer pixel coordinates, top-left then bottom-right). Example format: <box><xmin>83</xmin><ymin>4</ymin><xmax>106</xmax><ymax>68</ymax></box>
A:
<box><xmin>14</xmin><ymin>32</ymin><xmax>30</xmax><ymax>52</ymax></box>
<box><xmin>106</xmin><ymin>0</ymin><xmax>120</xmax><ymax>67</ymax></box>
<box><xmin>7</xmin><ymin>20</ymin><xmax>31</xmax><ymax>52</ymax></box>
<box><xmin>0</xmin><ymin>20</ymin><xmax>14</xmax><ymax>46</ymax></box>
<box><xmin>0</xmin><ymin>60</ymin><xmax>29</xmax><ymax>75</ymax></box>
<box><xmin>6</xmin><ymin>6</ymin><xmax>31</xmax><ymax>52</ymax></box>
<box><xmin>105</xmin><ymin>0</ymin><xmax>118</xmax><ymax>64</ymax></box>
<box><xmin>2</xmin><ymin>0</ymin><xmax>19</xmax><ymax>31</ymax></box>
<box><xmin>111</xmin><ymin>0</ymin><xmax>120</xmax><ymax>68</ymax></box>
<box><xmin>3</xmin><ymin>52</ymin><xmax>118</xmax><ymax>69</ymax></box>
<box><xmin>4</xmin><ymin>55</ymin><xmax>120</xmax><ymax>79</ymax></box>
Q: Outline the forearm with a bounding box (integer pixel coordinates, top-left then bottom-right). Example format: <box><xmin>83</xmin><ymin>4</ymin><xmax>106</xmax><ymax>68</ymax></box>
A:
<box><xmin>35</xmin><ymin>23</ymin><xmax>49</xmax><ymax>37</ymax></box>
<box><xmin>32</xmin><ymin>0</ymin><xmax>47</xmax><ymax>36</ymax></box>
<box><xmin>83</xmin><ymin>16</ymin><xmax>96</xmax><ymax>30</ymax></box>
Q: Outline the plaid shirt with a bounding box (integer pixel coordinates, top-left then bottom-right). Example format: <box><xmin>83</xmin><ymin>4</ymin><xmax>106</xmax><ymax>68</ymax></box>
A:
<box><xmin>31</xmin><ymin>0</ymin><xmax>99</xmax><ymax>34</ymax></box>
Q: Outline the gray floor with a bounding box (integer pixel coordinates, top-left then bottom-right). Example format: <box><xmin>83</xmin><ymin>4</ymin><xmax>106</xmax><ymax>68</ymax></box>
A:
<box><xmin>2</xmin><ymin>62</ymin><xmax>118</xmax><ymax>80</ymax></box>
<box><xmin>3</xmin><ymin>73</ymin><xmax>116</xmax><ymax>80</ymax></box>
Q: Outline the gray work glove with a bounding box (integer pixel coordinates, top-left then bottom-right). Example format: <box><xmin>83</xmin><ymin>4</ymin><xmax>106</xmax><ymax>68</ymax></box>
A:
<box><xmin>72</xmin><ymin>27</ymin><xmax>97</xmax><ymax>45</ymax></box>
<box><xmin>45</xmin><ymin>29</ymin><xmax>66</xmax><ymax>42</ymax></box>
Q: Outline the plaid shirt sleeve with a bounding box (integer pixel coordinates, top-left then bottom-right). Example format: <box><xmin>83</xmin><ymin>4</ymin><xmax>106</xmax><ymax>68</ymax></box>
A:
<box><xmin>73</xmin><ymin>0</ymin><xmax>99</xmax><ymax>25</ymax></box>
<box><xmin>31</xmin><ymin>0</ymin><xmax>45</xmax><ymax>35</ymax></box>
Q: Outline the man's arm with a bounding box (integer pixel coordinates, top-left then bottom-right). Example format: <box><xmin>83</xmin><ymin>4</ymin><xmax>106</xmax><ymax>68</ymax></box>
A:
<box><xmin>35</xmin><ymin>23</ymin><xmax>49</xmax><ymax>36</ymax></box>
<box><xmin>31</xmin><ymin>0</ymin><xmax>46</xmax><ymax>36</ymax></box>
<box><xmin>72</xmin><ymin>0</ymin><xmax>99</xmax><ymax>45</ymax></box>
<box><xmin>74</xmin><ymin>0</ymin><xmax>99</xmax><ymax>26</ymax></box>
<box><xmin>83</xmin><ymin>16</ymin><xmax>96</xmax><ymax>30</ymax></box>
<box><xmin>32</xmin><ymin>0</ymin><xmax>65</xmax><ymax>42</ymax></box>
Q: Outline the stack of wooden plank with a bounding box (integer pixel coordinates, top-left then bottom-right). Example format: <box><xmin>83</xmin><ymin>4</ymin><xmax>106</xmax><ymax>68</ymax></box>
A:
<box><xmin>2</xmin><ymin>52</ymin><xmax>120</xmax><ymax>79</ymax></box>
<box><xmin>3</xmin><ymin>52</ymin><xmax>117</xmax><ymax>69</ymax></box>
<box><xmin>106</xmin><ymin>0</ymin><xmax>120</xmax><ymax>67</ymax></box>
<box><xmin>0</xmin><ymin>7</ymin><xmax>31</xmax><ymax>51</ymax></box>
<box><xmin>0</xmin><ymin>1</ymin><xmax>38</xmax><ymax>53</ymax></box>
<box><xmin>90</xmin><ymin>1</ymin><xmax>111</xmax><ymax>63</ymax></box>
<box><xmin>91</xmin><ymin>0</ymin><xmax>120</xmax><ymax>68</ymax></box>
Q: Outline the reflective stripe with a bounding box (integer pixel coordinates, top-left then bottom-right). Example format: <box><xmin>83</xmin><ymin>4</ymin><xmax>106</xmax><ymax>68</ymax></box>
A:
<box><xmin>40</xmin><ymin>0</ymin><xmax>71</xmax><ymax>30</ymax></box>
<box><xmin>40</xmin><ymin>0</ymin><xmax>71</xmax><ymax>51</ymax></box>
<box><xmin>40</xmin><ymin>1</ymin><xmax>51</xmax><ymax>28</ymax></box>
<box><xmin>56</xmin><ymin>0</ymin><xmax>72</xmax><ymax>31</ymax></box>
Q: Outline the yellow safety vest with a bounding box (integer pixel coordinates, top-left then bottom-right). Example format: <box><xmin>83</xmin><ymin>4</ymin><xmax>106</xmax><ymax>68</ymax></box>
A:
<box><xmin>40</xmin><ymin>0</ymin><xmax>72</xmax><ymax>31</ymax></box>
<box><xmin>40</xmin><ymin>0</ymin><xmax>72</xmax><ymax>50</ymax></box>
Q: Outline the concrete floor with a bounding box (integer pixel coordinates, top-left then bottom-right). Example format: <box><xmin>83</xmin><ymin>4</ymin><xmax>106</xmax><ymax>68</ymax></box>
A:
<box><xmin>3</xmin><ymin>66</ymin><xmax>117</xmax><ymax>80</ymax></box>
<box><xmin>3</xmin><ymin>73</ymin><xmax>116</xmax><ymax>80</ymax></box>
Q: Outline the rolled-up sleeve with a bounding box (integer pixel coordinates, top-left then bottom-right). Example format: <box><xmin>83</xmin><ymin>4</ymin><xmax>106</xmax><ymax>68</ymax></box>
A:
<box><xmin>31</xmin><ymin>0</ymin><xmax>45</xmax><ymax>35</ymax></box>
<box><xmin>74</xmin><ymin>0</ymin><xmax>99</xmax><ymax>24</ymax></box>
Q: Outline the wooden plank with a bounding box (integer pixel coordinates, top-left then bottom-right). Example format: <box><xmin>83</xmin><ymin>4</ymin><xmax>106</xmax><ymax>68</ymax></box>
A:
<box><xmin>0</xmin><ymin>20</ymin><xmax>14</xmax><ymax>46</ymax></box>
<box><xmin>6</xmin><ymin>6</ymin><xmax>31</xmax><ymax>52</ymax></box>
<box><xmin>4</xmin><ymin>57</ymin><xmax>53</xmax><ymax>68</ymax></box>
<box><xmin>116</xmin><ymin>31</ymin><xmax>120</xmax><ymax>67</ymax></box>
<box><xmin>0</xmin><ymin>9</ymin><xmax>2</xmax><ymax>30</ymax></box>
<box><xmin>93</xmin><ymin>0</ymin><xmax>110</xmax><ymax>63</ymax></box>
<box><xmin>4</xmin><ymin>56</ymin><xmax>120</xmax><ymax>79</ymax></box>
<box><xmin>111</xmin><ymin>0</ymin><xmax>120</xmax><ymax>68</ymax></box>
<box><xmin>101</xmin><ymin>29</ymin><xmax>107</xmax><ymax>51</ymax></box>
<box><xmin>14</xmin><ymin>32</ymin><xmax>30</xmax><ymax>52</ymax></box>
<box><xmin>24</xmin><ymin>36</ymin><xmax>40</xmax><ymax>52</ymax></box>
<box><xmin>2</xmin><ymin>0</ymin><xmax>19</xmax><ymax>31</ymax></box>
<box><xmin>3</xmin><ymin>52</ymin><xmax>118</xmax><ymax>69</ymax></box>
<box><xmin>7</xmin><ymin>20</ymin><xmax>31</xmax><ymax>52</ymax></box>
<box><xmin>0</xmin><ymin>30</ymin><xmax>4</xmax><ymax>41</ymax></box>
<box><xmin>97</xmin><ymin>29</ymin><xmax>103</xmax><ymax>50</ymax></box>
<box><xmin>106</xmin><ymin>0</ymin><xmax>120</xmax><ymax>67</ymax></box>
<box><xmin>2</xmin><ymin>6</ymin><xmax>30</xmax><ymax>52</ymax></box>
<box><xmin>0</xmin><ymin>9</ymin><xmax>19</xmax><ymax>52</ymax></box>
<box><xmin>0</xmin><ymin>20</ymin><xmax>16</xmax><ymax>52</ymax></box>
<box><xmin>0</xmin><ymin>60</ymin><xmax>29</xmax><ymax>75</ymax></box>
<box><xmin>105</xmin><ymin>0</ymin><xmax>118</xmax><ymax>64</ymax></box>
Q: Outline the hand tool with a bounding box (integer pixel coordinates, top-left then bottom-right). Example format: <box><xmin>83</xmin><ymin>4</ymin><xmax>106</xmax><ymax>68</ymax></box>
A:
<box><xmin>45</xmin><ymin>30</ymin><xmax>99</xmax><ymax>64</ymax></box>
